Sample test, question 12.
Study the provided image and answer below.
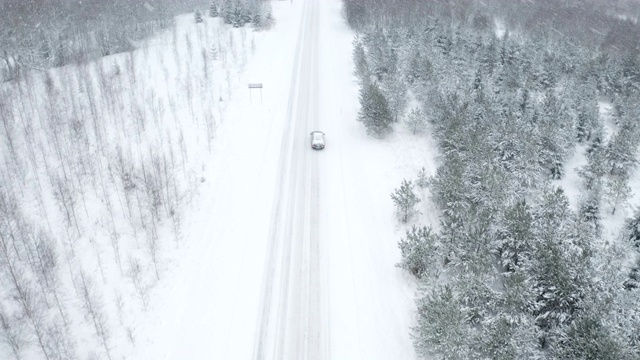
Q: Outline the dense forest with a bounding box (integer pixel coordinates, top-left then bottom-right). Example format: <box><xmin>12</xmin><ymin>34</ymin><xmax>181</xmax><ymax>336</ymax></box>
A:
<box><xmin>347</xmin><ymin>0</ymin><xmax>640</xmax><ymax>358</ymax></box>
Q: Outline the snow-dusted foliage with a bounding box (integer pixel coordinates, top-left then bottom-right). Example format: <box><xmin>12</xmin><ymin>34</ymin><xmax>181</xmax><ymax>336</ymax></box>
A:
<box><xmin>357</xmin><ymin>81</ymin><xmax>393</xmax><ymax>138</ymax></box>
<box><xmin>210</xmin><ymin>3</ymin><xmax>220</xmax><ymax>18</ymax></box>
<box><xmin>391</xmin><ymin>179</ymin><xmax>420</xmax><ymax>223</ymax></box>
<box><xmin>348</xmin><ymin>0</ymin><xmax>640</xmax><ymax>358</ymax></box>
<box><xmin>220</xmin><ymin>0</ymin><xmax>271</xmax><ymax>29</ymax></box>
<box><xmin>195</xmin><ymin>10</ymin><xmax>204</xmax><ymax>23</ymax></box>
<box><xmin>397</xmin><ymin>225</ymin><xmax>438</xmax><ymax>278</ymax></box>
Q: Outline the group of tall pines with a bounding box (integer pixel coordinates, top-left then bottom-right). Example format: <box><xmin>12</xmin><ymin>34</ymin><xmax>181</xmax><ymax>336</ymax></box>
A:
<box><xmin>347</xmin><ymin>0</ymin><xmax>640</xmax><ymax>358</ymax></box>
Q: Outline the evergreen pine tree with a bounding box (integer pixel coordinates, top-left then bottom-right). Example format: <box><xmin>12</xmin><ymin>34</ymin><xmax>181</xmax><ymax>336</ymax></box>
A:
<box><xmin>606</xmin><ymin>122</ymin><xmax>639</xmax><ymax>176</ymax></box>
<box><xmin>579</xmin><ymin>132</ymin><xmax>608</xmax><ymax>190</ymax></box>
<box><xmin>352</xmin><ymin>38</ymin><xmax>369</xmax><ymax>83</ymax></box>
<box><xmin>530</xmin><ymin>188</ymin><xmax>592</xmax><ymax>348</ymax></box>
<box><xmin>472</xmin><ymin>67</ymin><xmax>483</xmax><ymax>92</ymax></box>
<box><xmin>391</xmin><ymin>179</ymin><xmax>420</xmax><ymax>223</ymax></box>
<box><xmin>241</xmin><ymin>4</ymin><xmax>252</xmax><ymax>25</ymax></box>
<box><xmin>611</xmin><ymin>94</ymin><xmax>625</xmax><ymax>125</ymax></box>
<box><xmin>405</xmin><ymin>107</ymin><xmax>426</xmax><ymax>135</ymax></box>
<box><xmin>406</xmin><ymin>49</ymin><xmax>433</xmax><ymax>86</ymax></box>
<box><xmin>194</xmin><ymin>10</ymin><xmax>204</xmax><ymax>23</ymax></box>
<box><xmin>209</xmin><ymin>3</ymin><xmax>219</xmax><ymax>17</ymax></box>
<box><xmin>539</xmin><ymin>58</ymin><xmax>557</xmax><ymax>91</ymax></box>
<box><xmin>576</xmin><ymin>89</ymin><xmax>600</xmax><ymax>143</ymax></box>
<box><xmin>232</xmin><ymin>1</ymin><xmax>244</xmax><ymax>27</ymax></box>
<box><xmin>605</xmin><ymin>171</ymin><xmax>633</xmax><ymax>215</ymax></box>
<box><xmin>536</xmin><ymin>90</ymin><xmax>573</xmax><ymax>179</ymax></box>
<box><xmin>252</xmin><ymin>14</ymin><xmax>261</xmax><ymax>27</ymax></box>
<box><xmin>625</xmin><ymin>207</ymin><xmax>640</xmax><ymax>247</ymax></box>
<box><xmin>624</xmin><ymin>258</ymin><xmax>640</xmax><ymax>290</ymax></box>
<box><xmin>222</xmin><ymin>0</ymin><xmax>234</xmax><ymax>24</ymax></box>
<box><xmin>382</xmin><ymin>75</ymin><xmax>407</xmax><ymax>123</ymax></box>
<box><xmin>555</xmin><ymin>314</ymin><xmax>623</xmax><ymax>360</ymax></box>
<box><xmin>415</xmin><ymin>285</ymin><xmax>472</xmax><ymax>359</ymax></box>
<box><xmin>480</xmin><ymin>314</ymin><xmax>541</xmax><ymax>360</ymax></box>
<box><xmin>497</xmin><ymin>200</ymin><xmax>534</xmax><ymax>273</ymax></box>
<box><xmin>357</xmin><ymin>82</ymin><xmax>393</xmax><ymax>138</ymax></box>
<box><xmin>363</xmin><ymin>27</ymin><xmax>389</xmax><ymax>81</ymax></box>
<box><xmin>416</xmin><ymin>167</ymin><xmax>429</xmax><ymax>188</ymax></box>
<box><xmin>398</xmin><ymin>225</ymin><xmax>437</xmax><ymax>278</ymax></box>
<box><xmin>578</xmin><ymin>182</ymin><xmax>602</xmax><ymax>237</ymax></box>
<box><xmin>435</xmin><ymin>28</ymin><xmax>452</xmax><ymax>56</ymax></box>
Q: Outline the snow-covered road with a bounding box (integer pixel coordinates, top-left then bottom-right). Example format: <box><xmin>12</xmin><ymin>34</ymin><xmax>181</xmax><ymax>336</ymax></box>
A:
<box><xmin>254</xmin><ymin>0</ymin><xmax>325</xmax><ymax>358</ymax></box>
<box><xmin>134</xmin><ymin>0</ymin><xmax>421</xmax><ymax>359</ymax></box>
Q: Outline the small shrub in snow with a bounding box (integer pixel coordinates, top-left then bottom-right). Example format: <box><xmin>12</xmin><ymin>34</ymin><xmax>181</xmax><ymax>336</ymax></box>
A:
<box><xmin>357</xmin><ymin>81</ymin><xmax>393</xmax><ymax>138</ymax></box>
<box><xmin>195</xmin><ymin>10</ymin><xmax>204</xmax><ymax>23</ymax></box>
<box><xmin>416</xmin><ymin>167</ymin><xmax>429</xmax><ymax>189</ymax></box>
<box><xmin>405</xmin><ymin>107</ymin><xmax>426</xmax><ymax>135</ymax></box>
<box><xmin>391</xmin><ymin>179</ymin><xmax>421</xmax><ymax>223</ymax></box>
<box><xmin>398</xmin><ymin>225</ymin><xmax>438</xmax><ymax>278</ymax></box>
<box><xmin>209</xmin><ymin>3</ymin><xmax>219</xmax><ymax>17</ymax></box>
<box><xmin>252</xmin><ymin>14</ymin><xmax>262</xmax><ymax>28</ymax></box>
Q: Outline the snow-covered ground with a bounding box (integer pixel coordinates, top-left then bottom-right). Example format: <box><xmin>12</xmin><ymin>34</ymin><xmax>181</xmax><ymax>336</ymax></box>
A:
<box><xmin>131</xmin><ymin>0</ymin><xmax>433</xmax><ymax>359</ymax></box>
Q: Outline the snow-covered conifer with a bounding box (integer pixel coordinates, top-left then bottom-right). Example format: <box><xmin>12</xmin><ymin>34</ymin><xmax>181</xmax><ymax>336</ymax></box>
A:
<box><xmin>252</xmin><ymin>14</ymin><xmax>261</xmax><ymax>27</ymax></box>
<box><xmin>497</xmin><ymin>200</ymin><xmax>534</xmax><ymax>273</ymax></box>
<box><xmin>578</xmin><ymin>182</ymin><xmax>602</xmax><ymax>237</ymax></box>
<box><xmin>554</xmin><ymin>314</ymin><xmax>624</xmax><ymax>360</ymax></box>
<box><xmin>352</xmin><ymin>38</ymin><xmax>369</xmax><ymax>83</ymax></box>
<box><xmin>605</xmin><ymin>171</ymin><xmax>633</xmax><ymax>215</ymax></box>
<box><xmin>194</xmin><ymin>10</ymin><xmax>204</xmax><ymax>23</ymax></box>
<box><xmin>415</xmin><ymin>286</ymin><xmax>471</xmax><ymax>358</ymax></box>
<box><xmin>606</xmin><ymin>122</ymin><xmax>639</xmax><ymax>176</ymax></box>
<box><xmin>357</xmin><ymin>82</ymin><xmax>393</xmax><ymax>138</ymax></box>
<box><xmin>391</xmin><ymin>179</ymin><xmax>420</xmax><ymax>223</ymax></box>
<box><xmin>529</xmin><ymin>188</ymin><xmax>592</xmax><ymax>348</ymax></box>
<box><xmin>625</xmin><ymin>207</ymin><xmax>640</xmax><ymax>247</ymax></box>
<box><xmin>397</xmin><ymin>225</ymin><xmax>437</xmax><ymax>278</ymax></box>
<box><xmin>221</xmin><ymin>0</ymin><xmax>234</xmax><ymax>24</ymax></box>
<box><xmin>575</xmin><ymin>90</ymin><xmax>600</xmax><ymax>143</ymax></box>
<box><xmin>405</xmin><ymin>107</ymin><xmax>426</xmax><ymax>135</ymax></box>
<box><xmin>382</xmin><ymin>75</ymin><xmax>407</xmax><ymax>122</ymax></box>
<box><xmin>579</xmin><ymin>133</ymin><xmax>608</xmax><ymax>190</ymax></box>
<box><xmin>209</xmin><ymin>3</ymin><xmax>219</xmax><ymax>17</ymax></box>
<box><xmin>416</xmin><ymin>167</ymin><xmax>429</xmax><ymax>188</ymax></box>
<box><xmin>363</xmin><ymin>28</ymin><xmax>389</xmax><ymax>80</ymax></box>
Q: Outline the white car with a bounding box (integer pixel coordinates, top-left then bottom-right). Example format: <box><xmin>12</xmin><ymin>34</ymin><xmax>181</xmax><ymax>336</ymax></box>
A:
<box><xmin>310</xmin><ymin>131</ymin><xmax>325</xmax><ymax>150</ymax></box>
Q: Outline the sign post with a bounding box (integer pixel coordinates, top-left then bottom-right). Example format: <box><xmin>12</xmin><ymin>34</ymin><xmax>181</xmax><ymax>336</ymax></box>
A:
<box><xmin>248</xmin><ymin>83</ymin><xmax>263</xmax><ymax>104</ymax></box>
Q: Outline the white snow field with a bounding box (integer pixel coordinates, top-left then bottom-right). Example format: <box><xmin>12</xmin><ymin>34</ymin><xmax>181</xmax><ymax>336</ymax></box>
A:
<box><xmin>133</xmin><ymin>0</ymin><xmax>430</xmax><ymax>359</ymax></box>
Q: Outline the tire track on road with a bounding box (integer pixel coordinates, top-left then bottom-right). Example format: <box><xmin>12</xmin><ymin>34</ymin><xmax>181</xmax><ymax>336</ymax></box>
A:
<box><xmin>253</xmin><ymin>0</ymin><xmax>325</xmax><ymax>358</ymax></box>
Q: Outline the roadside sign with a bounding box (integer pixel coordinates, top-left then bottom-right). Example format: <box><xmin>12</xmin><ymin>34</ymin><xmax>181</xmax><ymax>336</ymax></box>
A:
<box><xmin>248</xmin><ymin>83</ymin><xmax>263</xmax><ymax>103</ymax></box>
